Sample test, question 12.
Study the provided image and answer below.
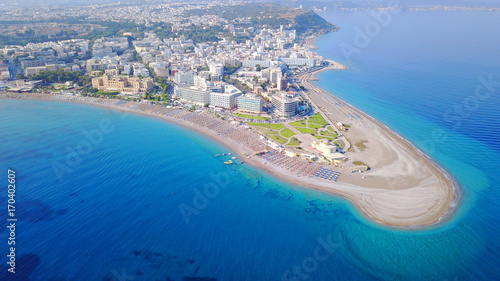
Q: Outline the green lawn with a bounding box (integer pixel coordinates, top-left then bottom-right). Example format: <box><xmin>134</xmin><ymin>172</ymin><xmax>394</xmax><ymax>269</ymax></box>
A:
<box><xmin>254</xmin><ymin>127</ymin><xmax>274</xmax><ymax>135</ymax></box>
<box><xmin>250</xmin><ymin>122</ymin><xmax>288</xmax><ymax>145</ymax></box>
<box><xmin>248</xmin><ymin>122</ymin><xmax>285</xmax><ymax>130</ymax></box>
<box><xmin>233</xmin><ymin>113</ymin><xmax>270</xmax><ymax>120</ymax></box>
<box><xmin>320</xmin><ymin>130</ymin><xmax>338</xmax><ymax>138</ymax></box>
<box><xmin>280</xmin><ymin>128</ymin><xmax>296</xmax><ymax>138</ymax></box>
<box><xmin>288</xmin><ymin>137</ymin><xmax>301</xmax><ymax>146</ymax></box>
<box><xmin>289</xmin><ymin>120</ymin><xmax>307</xmax><ymax>127</ymax></box>
<box><xmin>269</xmin><ymin>134</ymin><xmax>288</xmax><ymax>145</ymax></box>
<box><xmin>308</xmin><ymin>123</ymin><xmax>325</xmax><ymax>129</ymax></box>
<box><xmin>314</xmin><ymin>135</ymin><xmax>335</xmax><ymax>141</ymax></box>
<box><xmin>296</xmin><ymin>127</ymin><xmax>317</xmax><ymax>134</ymax></box>
<box><xmin>327</xmin><ymin>126</ymin><xmax>337</xmax><ymax>133</ymax></box>
<box><xmin>308</xmin><ymin>113</ymin><xmax>328</xmax><ymax>126</ymax></box>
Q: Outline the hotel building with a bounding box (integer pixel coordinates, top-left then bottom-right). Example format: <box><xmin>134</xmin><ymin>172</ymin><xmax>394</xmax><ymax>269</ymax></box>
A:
<box><xmin>175</xmin><ymin>86</ymin><xmax>210</xmax><ymax>105</ymax></box>
<box><xmin>236</xmin><ymin>94</ymin><xmax>264</xmax><ymax>113</ymax></box>
<box><xmin>92</xmin><ymin>74</ymin><xmax>153</xmax><ymax>93</ymax></box>
<box><xmin>209</xmin><ymin>85</ymin><xmax>243</xmax><ymax>109</ymax></box>
<box><xmin>272</xmin><ymin>92</ymin><xmax>299</xmax><ymax>117</ymax></box>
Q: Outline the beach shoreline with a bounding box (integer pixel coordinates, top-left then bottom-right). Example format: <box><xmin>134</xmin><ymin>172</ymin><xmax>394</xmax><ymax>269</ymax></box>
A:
<box><xmin>305</xmin><ymin>65</ymin><xmax>460</xmax><ymax>226</ymax></box>
<box><xmin>0</xmin><ymin>86</ymin><xmax>459</xmax><ymax>229</ymax></box>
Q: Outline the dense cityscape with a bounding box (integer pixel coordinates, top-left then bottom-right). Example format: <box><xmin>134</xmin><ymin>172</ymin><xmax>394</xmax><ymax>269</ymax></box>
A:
<box><xmin>0</xmin><ymin>1</ymin><xmax>357</xmax><ymax>167</ymax></box>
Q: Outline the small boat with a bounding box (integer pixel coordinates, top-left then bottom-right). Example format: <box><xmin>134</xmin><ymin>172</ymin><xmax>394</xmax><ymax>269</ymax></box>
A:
<box><xmin>231</xmin><ymin>157</ymin><xmax>237</xmax><ymax>160</ymax></box>
<box><xmin>240</xmin><ymin>161</ymin><xmax>245</xmax><ymax>164</ymax></box>
<box><xmin>228</xmin><ymin>153</ymin><xmax>232</xmax><ymax>155</ymax></box>
<box><xmin>214</xmin><ymin>154</ymin><xmax>220</xmax><ymax>157</ymax></box>
<box><xmin>222</xmin><ymin>153</ymin><xmax>227</xmax><ymax>156</ymax></box>
<box><xmin>224</xmin><ymin>160</ymin><xmax>233</xmax><ymax>165</ymax></box>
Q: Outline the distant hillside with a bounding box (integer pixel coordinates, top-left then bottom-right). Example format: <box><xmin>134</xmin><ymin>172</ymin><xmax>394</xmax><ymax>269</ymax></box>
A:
<box><xmin>268</xmin><ymin>0</ymin><xmax>500</xmax><ymax>9</ymax></box>
<box><xmin>183</xmin><ymin>3</ymin><xmax>337</xmax><ymax>36</ymax></box>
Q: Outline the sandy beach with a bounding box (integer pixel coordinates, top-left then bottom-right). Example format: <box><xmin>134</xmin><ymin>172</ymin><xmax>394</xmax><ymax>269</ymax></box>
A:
<box><xmin>0</xmin><ymin>73</ymin><xmax>458</xmax><ymax>228</ymax></box>
<box><xmin>296</xmin><ymin>65</ymin><xmax>459</xmax><ymax>227</ymax></box>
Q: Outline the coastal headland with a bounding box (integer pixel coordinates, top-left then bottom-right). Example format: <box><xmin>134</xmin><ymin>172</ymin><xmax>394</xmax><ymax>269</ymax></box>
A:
<box><xmin>0</xmin><ymin>63</ymin><xmax>458</xmax><ymax>228</ymax></box>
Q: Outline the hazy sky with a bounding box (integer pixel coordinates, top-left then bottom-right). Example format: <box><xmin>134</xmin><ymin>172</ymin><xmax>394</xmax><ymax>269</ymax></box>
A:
<box><xmin>0</xmin><ymin>0</ymin><xmax>499</xmax><ymax>8</ymax></box>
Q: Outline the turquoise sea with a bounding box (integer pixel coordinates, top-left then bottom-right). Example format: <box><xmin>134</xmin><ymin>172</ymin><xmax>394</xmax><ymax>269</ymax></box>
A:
<box><xmin>1</xmin><ymin>11</ymin><xmax>500</xmax><ymax>281</ymax></box>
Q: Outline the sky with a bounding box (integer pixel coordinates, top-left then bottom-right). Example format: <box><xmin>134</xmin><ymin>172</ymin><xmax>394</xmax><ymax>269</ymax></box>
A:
<box><xmin>0</xmin><ymin>0</ymin><xmax>499</xmax><ymax>8</ymax></box>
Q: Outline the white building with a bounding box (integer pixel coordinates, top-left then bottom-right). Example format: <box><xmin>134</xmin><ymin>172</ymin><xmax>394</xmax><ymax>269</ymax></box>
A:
<box><xmin>311</xmin><ymin>140</ymin><xmax>346</xmax><ymax>163</ymax></box>
<box><xmin>261</xmin><ymin>66</ymin><xmax>282</xmax><ymax>84</ymax></box>
<box><xmin>209</xmin><ymin>63</ymin><xmax>224</xmax><ymax>76</ymax></box>
<box><xmin>209</xmin><ymin>85</ymin><xmax>242</xmax><ymax>109</ymax></box>
<box><xmin>174</xmin><ymin>71</ymin><xmax>195</xmax><ymax>86</ymax></box>
<box><xmin>176</xmin><ymin>86</ymin><xmax>210</xmax><ymax>105</ymax></box>
<box><xmin>242</xmin><ymin>60</ymin><xmax>271</xmax><ymax>68</ymax></box>
<box><xmin>237</xmin><ymin>94</ymin><xmax>263</xmax><ymax>113</ymax></box>
<box><xmin>272</xmin><ymin>92</ymin><xmax>299</xmax><ymax>117</ymax></box>
<box><xmin>194</xmin><ymin>76</ymin><xmax>207</xmax><ymax>89</ymax></box>
<box><xmin>279</xmin><ymin>57</ymin><xmax>316</xmax><ymax>68</ymax></box>
<box><xmin>133</xmin><ymin>63</ymin><xmax>149</xmax><ymax>77</ymax></box>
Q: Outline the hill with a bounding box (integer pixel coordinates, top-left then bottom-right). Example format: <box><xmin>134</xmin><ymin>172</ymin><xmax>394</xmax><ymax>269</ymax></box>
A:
<box><xmin>183</xmin><ymin>3</ymin><xmax>337</xmax><ymax>37</ymax></box>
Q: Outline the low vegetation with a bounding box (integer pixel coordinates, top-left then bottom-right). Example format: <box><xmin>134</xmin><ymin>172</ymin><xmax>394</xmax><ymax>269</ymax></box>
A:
<box><xmin>81</xmin><ymin>90</ymin><xmax>119</xmax><ymax>97</ymax></box>
<box><xmin>320</xmin><ymin>130</ymin><xmax>338</xmax><ymax>138</ymax></box>
<box><xmin>288</xmin><ymin>137</ymin><xmax>301</xmax><ymax>146</ymax></box>
<box><xmin>269</xmin><ymin>134</ymin><xmax>288</xmax><ymax>145</ymax></box>
<box><xmin>314</xmin><ymin>135</ymin><xmax>335</xmax><ymax>141</ymax></box>
<box><xmin>233</xmin><ymin>113</ymin><xmax>270</xmax><ymax>120</ymax></box>
<box><xmin>280</xmin><ymin>128</ymin><xmax>296</xmax><ymax>138</ymax></box>
<box><xmin>353</xmin><ymin>161</ymin><xmax>370</xmax><ymax>169</ymax></box>
<box><xmin>290</xmin><ymin>120</ymin><xmax>307</xmax><ymax>127</ymax></box>
<box><xmin>355</xmin><ymin>140</ymin><xmax>368</xmax><ymax>151</ymax></box>
<box><xmin>308</xmin><ymin>113</ymin><xmax>328</xmax><ymax>126</ymax></box>
<box><xmin>29</xmin><ymin>70</ymin><xmax>90</xmax><ymax>85</ymax></box>
<box><xmin>334</xmin><ymin>142</ymin><xmax>343</xmax><ymax>149</ymax></box>
<box><xmin>249</xmin><ymin>122</ymin><xmax>300</xmax><ymax>147</ymax></box>
<box><xmin>327</xmin><ymin>126</ymin><xmax>336</xmax><ymax>132</ymax></box>
<box><xmin>308</xmin><ymin>123</ymin><xmax>325</xmax><ymax>129</ymax></box>
<box><xmin>295</xmin><ymin>127</ymin><xmax>317</xmax><ymax>134</ymax></box>
<box><xmin>183</xmin><ymin>4</ymin><xmax>337</xmax><ymax>36</ymax></box>
<box><xmin>248</xmin><ymin>122</ymin><xmax>285</xmax><ymax>130</ymax></box>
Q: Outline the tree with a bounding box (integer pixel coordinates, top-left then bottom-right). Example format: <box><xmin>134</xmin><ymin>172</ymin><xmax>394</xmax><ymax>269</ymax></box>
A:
<box><xmin>15</xmin><ymin>73</ymin><xmax>27</xmax><ymax>80</ymax></box>
<box><xmin>256</xmin><ymin>64</ymin><xmax>261</xmax><ymax>71</ymax></box>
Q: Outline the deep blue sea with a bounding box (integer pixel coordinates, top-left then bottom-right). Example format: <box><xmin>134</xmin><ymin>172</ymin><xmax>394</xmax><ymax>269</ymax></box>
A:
<box><xmin>1</xmin><ymin>10</ymin><xmax>500</xmax><ymax>281</ymax></box>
